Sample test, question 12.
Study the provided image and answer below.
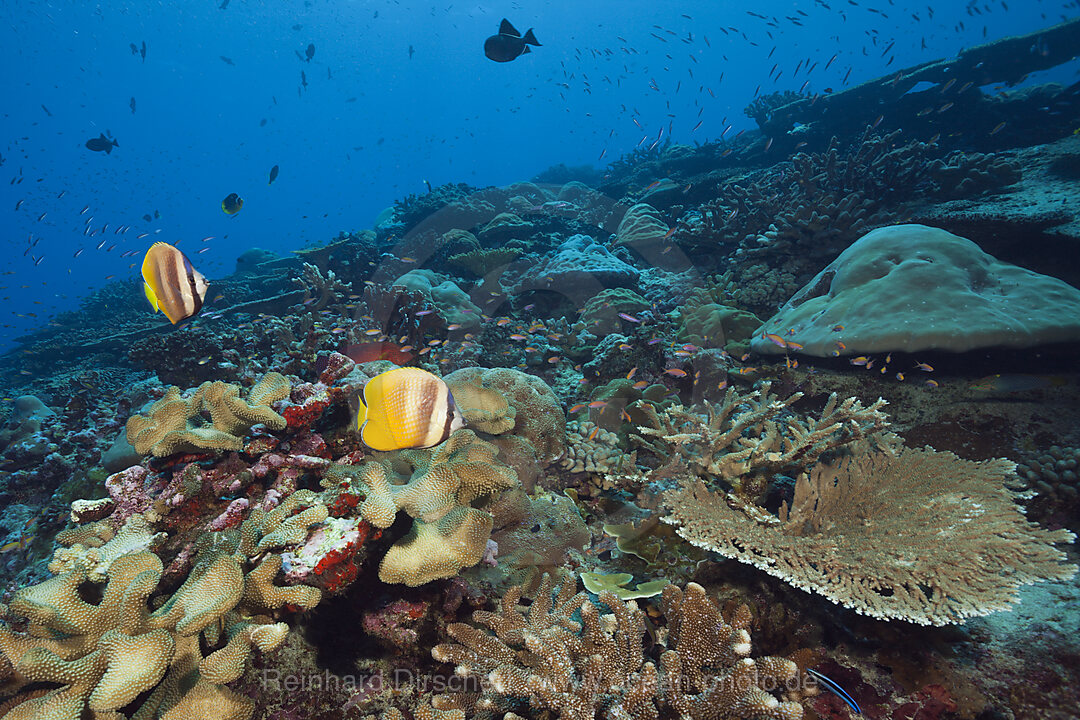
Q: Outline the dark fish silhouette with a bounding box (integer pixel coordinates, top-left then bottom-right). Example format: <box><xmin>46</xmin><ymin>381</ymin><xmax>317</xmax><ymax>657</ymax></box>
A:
<box><xmin>484</xmin><ymin>19</ymin><xmax>539</xmax><ymax>63</ymax></box>
<box><xmin>221</xmin><ymin>193</ymin><xmax>243</xmax><ymax>215</ymax></box>
<box><xmin>268</xmin><ymin>165</ymin><xmax>279</xmax><ymax>185</ymax></box>
<box><xmin>305</xmin><ymin>43</ymin><xmax>315</xmax><ymax>61</ymax></box>
<box><xmin>408</xmin><ymin>44</ymin><xmax>415</xmax><ymax>59</ymax></box>
<box><xmin>85</xmin><ymin>133</ymin><xmax>118</xmax><ymax>154</ymax></box>
<box><xmin>220</xmin><ymin>0</ymin><xmax>229</xmax><ymax>8</ymax></box>
<box><xmin>220</xmin><ymin>55</ymin><xmax>234</xmax><ymax>65</ymax></box>
<box><xmin>130</xmin><ymin>97</ymin><xmax>136</xmax><ymax>114</ymax></box>
<box><xmin>140</xmin><ymin>41</ymin><xmax>146</xmax><ymax>61</ymax></box>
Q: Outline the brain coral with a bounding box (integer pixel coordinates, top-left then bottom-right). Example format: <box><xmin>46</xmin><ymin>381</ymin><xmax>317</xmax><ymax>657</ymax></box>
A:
<box><xmin>126</xmin><ymin>372</ymin><xmax>289</xmax><ymax>457</ymax></box>
<box><xmin>752</xmin><ymin>224</ymin><xmax>1080</xmax><ymax>356</ymax></box>
<box><xmin>444</xmin><ymin>367</ymin><xmax>566</xmax><ymax>464</ymax></box>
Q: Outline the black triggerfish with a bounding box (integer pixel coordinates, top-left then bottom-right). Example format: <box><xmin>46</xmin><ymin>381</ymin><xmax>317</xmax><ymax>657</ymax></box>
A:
<box><xmin>484</xmin><ymin>19</ymin><xmax>540</xmax><ymax>63</ymax></box>
<box><xmin>85</xmin><ymin>133</ymin><xmax>118</xmax><ymax>154</ymax></box>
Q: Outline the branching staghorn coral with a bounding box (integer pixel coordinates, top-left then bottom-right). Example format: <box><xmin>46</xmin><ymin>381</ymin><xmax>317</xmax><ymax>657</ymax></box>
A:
<box><xmin>427</xmin><ymin>574</ymin><xmax>807</xmax><ymax>720</ymax></box>
<box><xmin>665</xmin><ymin>448</ymin><xmax>1077</xmax><ymax>625</ymax></box>
<box><xmin>632</xmin><ymin>382</ymin><xmax>892</xmax><ymax>498</ymax></box>
<box><xmin>292</xmin><ymin>261</ymin><xmax>352</xmax><ymax>313</ymax></box>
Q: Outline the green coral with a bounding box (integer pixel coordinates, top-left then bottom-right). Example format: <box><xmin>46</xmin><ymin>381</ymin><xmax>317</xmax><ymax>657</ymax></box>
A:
<box><xmin>676</xmin><ymin>290</ymin><xmax>763</xmax><ymax>357</ymax></box>
<box><xmin>580</xmin><ymin>571</ymin><xmax>669</xmax><ymax>599</ymax></box>
<box><xmin>580</xmin><ymin>288</ymin><xmax>652</xmax><ymax>334</ymax></box>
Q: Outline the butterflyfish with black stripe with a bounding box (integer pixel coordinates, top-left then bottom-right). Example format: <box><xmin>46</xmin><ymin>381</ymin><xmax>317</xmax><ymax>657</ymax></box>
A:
<box><xmin>141</xmin><ymin>241</ymin><xmax>210</xmax><ymax>324</ymax></box>
<box><xmin>221</xmin><ymin>192</ymin><xmax>244</xmax><ymax>215</ymax></box>
<box><xmin>350</xmin><ymin>367</ymin><xmax>464</xmax><ymax>451</ymax></box>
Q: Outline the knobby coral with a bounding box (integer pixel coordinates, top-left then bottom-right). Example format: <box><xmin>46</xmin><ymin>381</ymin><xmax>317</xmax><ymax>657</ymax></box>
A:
<box><xmin>428</xmin><ymin>574</ymin><xmax>808</xmax><ymax>720</ymax></box>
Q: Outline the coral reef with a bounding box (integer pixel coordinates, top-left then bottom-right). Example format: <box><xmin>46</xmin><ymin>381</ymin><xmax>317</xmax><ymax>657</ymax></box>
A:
<box><xmin>512</xmin><ymin>234</ymin><xmax>639</xmax><ymax>303</ymax></box>
<box><xmin>752</xmin><ymin>224</ymin><xmax>1080</xmax><ymax>356</ymax></box>
<box><xmin>643</xmin><ymin>387</ymin><xmax>1077</xmax><ymax>625</ymax></box>
<box><xmin>126</xmin><ymin>372</ymin><xmax>290</xmax><ymax>457</ymax></box>
<box><xmin>428</xmin><ymin>574</ymin><xmax>808</xmax><ymax>719</ymax></box>
<box><xmin>324</xmin><ymin>429</ymin><xmax>518</xmax><ymax>586</ymax></box>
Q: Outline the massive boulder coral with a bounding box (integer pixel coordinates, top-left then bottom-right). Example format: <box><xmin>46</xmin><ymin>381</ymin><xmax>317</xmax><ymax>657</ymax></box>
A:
<box><xmin>427</xmin><ymin>574</ymin><xmax>807</xmax><ymax>720</ymax></box>
<box><xmin>391</xmin><ymin>269</ymin><xmax>483</xmax><ymax>330</ymax></box>
<box><xmin>444</xmin><ymin>367</ymin><xmax>567</xmax><ymax>465</ymax></box>
<box><xmin>511</xmin><ymin>234</ymin><xmax>639</xmax><ymax>303</ymax></box>
<box><xmin>665</xmin><ymin>447</ymin><xmax>1077</xmax><ymax>626</ymax></box>
<box><xmin>752</xmin><ymin>224</ymin><xmax>1080</xmax><ymax>356</ymax></box>
<box><xmin>324</xmin><ymin>429</ymin><xmax>518</xmax><ymax>586</ymax></box>
<box><xmin>126</xmin><ymin>372</ymin><xmax>290</xmax><ymax>457</ymax></box>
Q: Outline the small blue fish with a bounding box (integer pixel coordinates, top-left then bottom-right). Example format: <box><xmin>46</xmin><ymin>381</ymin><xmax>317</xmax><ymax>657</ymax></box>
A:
<box><xmin>807</xmin><ymin>668</ymin><xmax>862</xmax><ymax>715</ymax></box>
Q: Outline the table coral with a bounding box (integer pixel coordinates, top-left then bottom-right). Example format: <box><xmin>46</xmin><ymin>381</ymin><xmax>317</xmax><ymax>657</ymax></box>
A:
<box><xmin>126</xmin><ymin>372</ymin><xmax>289</xmax><ymax>457</ymax></box>
<box><xmin>665</xmin><ymin>446</ymin><xmax>1077</xmax><ymax>626</ymax></box>
<box><xmin>324</xmin><ymin>429</ymin><xmax>518</xmax><ymax>586</ymax></box>
<box><xmin>428</xmin><ymin>574</ymin><xmax>806</xmax><ymax>720</ymax></box>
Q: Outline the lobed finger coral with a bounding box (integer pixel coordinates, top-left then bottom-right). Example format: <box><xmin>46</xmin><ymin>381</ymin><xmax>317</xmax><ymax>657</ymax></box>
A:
<box><xmin>126</xmin><ymin>372</ymin><xmax>290</xmax><ymax>457</ymax></box>
<box><xmin>0</xmin><ymin>550</ymin><xmax>290</xmax><ymax>720</ymax></box>
<box><xmin>324</xmin><ymin>429</ymin><xmax>519</xmax><ymax>586</ymax></box>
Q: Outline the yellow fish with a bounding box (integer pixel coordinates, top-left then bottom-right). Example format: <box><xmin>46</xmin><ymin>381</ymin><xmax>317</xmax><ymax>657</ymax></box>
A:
<box><xmin>351</xmin><ymin>368</ymin><xmax>464</xmax><ymax>451</ymax></box>
<box><xmin>141</xmin><ymin>242</ymin><xmax>209</xmax><ymax>324</ymax></box>
<box><xmin>221</xmin><ymin>192</ymin><xmax>244</xmax><ymax>214</ymax></box>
